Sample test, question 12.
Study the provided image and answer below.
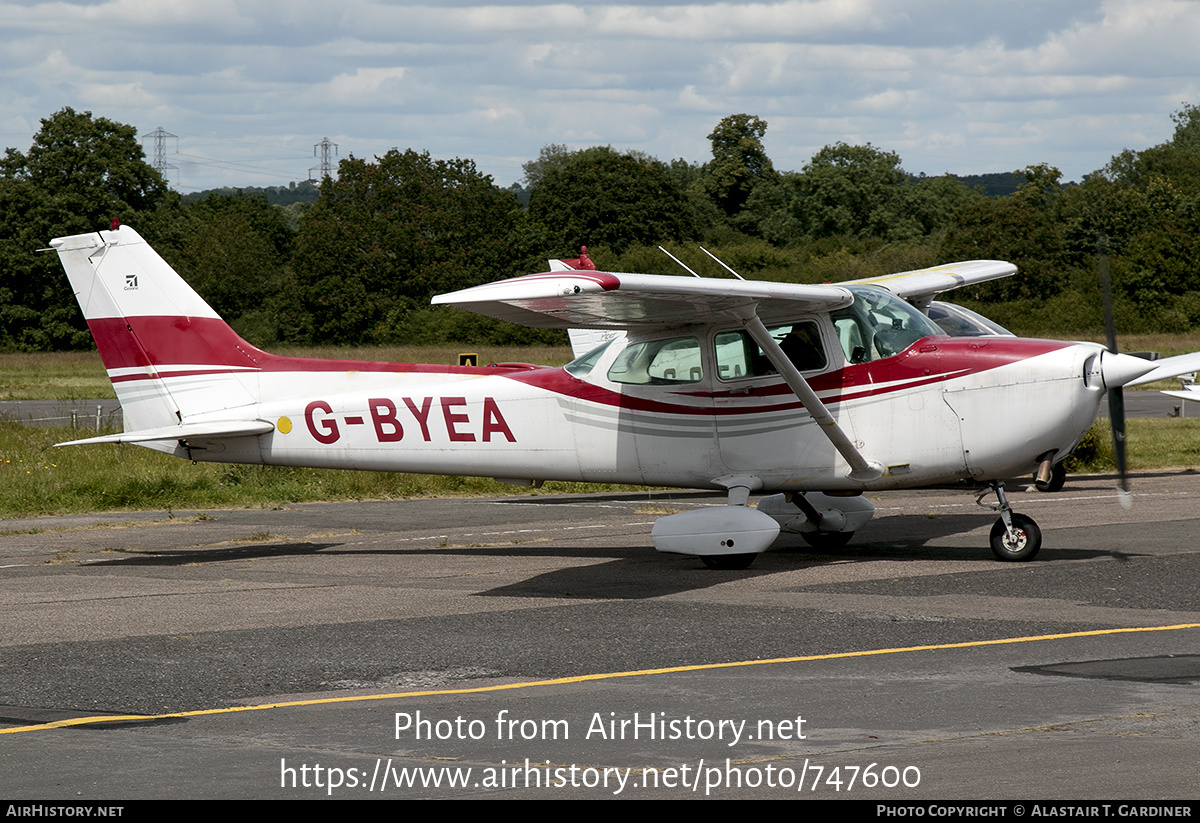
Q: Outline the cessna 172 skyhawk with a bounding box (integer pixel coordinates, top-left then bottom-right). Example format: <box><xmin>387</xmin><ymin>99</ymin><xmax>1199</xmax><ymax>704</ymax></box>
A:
<box><xmin>50</xmin><ymin>224</ymin><xmax>1174</xmax><ymax>569</ymax></box>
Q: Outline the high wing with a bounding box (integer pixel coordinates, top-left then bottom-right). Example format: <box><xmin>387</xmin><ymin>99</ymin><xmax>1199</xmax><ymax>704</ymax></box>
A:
<box><xmin>841</xmin><ymin>260</ymin><xmax>1017</xmax><ymax>310</ymax></box>
<box><xmin>437</xmin><ymin>260</ymin><xmax>1017</xmax><ymax>332</ymax></box>
<box><xmin>432</xmin><ymin>271</ymin><xmax>854</xmax><ymax>330</ymax></box>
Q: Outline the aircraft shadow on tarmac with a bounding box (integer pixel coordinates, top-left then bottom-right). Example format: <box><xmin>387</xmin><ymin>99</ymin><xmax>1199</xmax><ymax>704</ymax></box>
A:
<box><xmin>79</xmin><ymin>510</ymin><xmax>1136</xmax><ymax>602</ymax></box>
<box><xmin>491</xmin><ymin>490</ymin><xmax>724</xmax><ymax>506</ymax></box>
<box><xmin>474</xmin><ymin>519</ymin><xmax>1136</xmax><ymax>601</ymax></box>
<box><xmin>1013</xmin><ymin>655</ymin><xmax>1200</xmax><ymax>685</ymax></box>
<box><xmin>84</xmin><ymin>542</ymin><xmax>339</xmax><ymax>566</ymax></box>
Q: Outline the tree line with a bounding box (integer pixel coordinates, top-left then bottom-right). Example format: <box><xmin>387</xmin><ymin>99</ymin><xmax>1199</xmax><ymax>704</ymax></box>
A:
<box><xmin>3</xmin><ymin>105</ymin><xmax>1200</xmax><ymax>351</ymax></box>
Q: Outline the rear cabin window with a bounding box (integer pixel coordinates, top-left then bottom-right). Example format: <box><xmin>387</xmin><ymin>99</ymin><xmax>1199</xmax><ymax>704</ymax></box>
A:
<box><xmin>564</xmin><ymin>339</ymin><xmax>614</xmax><ymax>377</ymax></box>
<box><xmin>607</xmin><ymin>336</ymin><xmax>703</xmax><ymax>385</ymax></box>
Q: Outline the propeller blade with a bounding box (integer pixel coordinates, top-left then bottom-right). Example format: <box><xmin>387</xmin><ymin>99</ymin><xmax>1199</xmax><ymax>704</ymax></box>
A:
<box><xmin>1107</xmin><ymin>384</ymin><xmax>1132</xmax><ymax>507</ymax></box>
<box><xmin>1099</xmin><ymin>237</ymin><xmax>1132</xmax><ymax>508</ymax></box>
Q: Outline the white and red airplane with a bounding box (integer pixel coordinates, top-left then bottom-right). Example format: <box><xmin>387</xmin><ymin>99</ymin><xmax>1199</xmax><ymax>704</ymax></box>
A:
<box><xmin>49</xmin><ymin>224</ymin><xmax>1174</xmax><ymax>569</ymax></box>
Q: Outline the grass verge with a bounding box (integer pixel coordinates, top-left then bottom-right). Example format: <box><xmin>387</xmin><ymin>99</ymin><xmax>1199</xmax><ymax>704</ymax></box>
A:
<box><xmin>0</xmin><ymin>423</ymin><xmax>646</xmax><ymax>520</ymax></box>
<box><xmin>1064</xmin><ymin>418</ymin><xmax>1200</xmax><ymax>473</ymax></box>
<box><xmin>2</xmin><ymin>419</ymin><xmax>1198</xmax><ymax>521</ymax></box>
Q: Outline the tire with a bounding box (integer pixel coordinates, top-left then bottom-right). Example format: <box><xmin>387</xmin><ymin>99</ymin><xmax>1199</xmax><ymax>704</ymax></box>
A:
<box><xmin>989</xmin><ymin>513</ymin><xmax>1042</xmax><ymax>561</ymax></box>
<box><xmin>700</xmin><ymin>553</ymin><xmax>757</xmax><ymax>570</ymax></box>
<box><xmin>801</xmin><ymin>531</ymin><xmax>855</xmax><ymax>549</ymax></box>
<box><xmin>1036</xmin><ymin>462</ymin><xmax>1067</xmax><ymax>493</ymax></box>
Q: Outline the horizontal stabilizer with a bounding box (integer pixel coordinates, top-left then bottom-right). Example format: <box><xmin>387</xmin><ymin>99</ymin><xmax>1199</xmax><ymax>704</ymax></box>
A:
<box><xmin>56</xmin><ymin>420</ymin><xmax>275</xmax><ymax>447</ymax></box>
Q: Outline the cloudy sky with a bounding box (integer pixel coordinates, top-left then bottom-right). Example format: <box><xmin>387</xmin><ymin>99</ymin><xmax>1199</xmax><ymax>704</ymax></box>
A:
<box><xmin>2</xmin><ymin>0</ymin><xmax>1198</xmax><ymax>193</ymax></box>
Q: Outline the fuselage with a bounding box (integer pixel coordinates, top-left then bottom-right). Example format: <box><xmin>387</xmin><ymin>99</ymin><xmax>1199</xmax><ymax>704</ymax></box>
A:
<box><xmin>53</xmin><ymin>225</ymin><xmax>1107</xmax><ymax>493</ymax></box>
<box><xmin>158</xmin><ymin>326</ymin><xmax>1106</xmax><ymax>493</ymax></box>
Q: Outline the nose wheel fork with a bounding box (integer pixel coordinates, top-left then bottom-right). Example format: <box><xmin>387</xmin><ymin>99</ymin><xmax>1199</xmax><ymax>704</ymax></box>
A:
<box><xmin>976</xmin><ymin>482</ymin><xmax>1042</xmax><ymax>561</ymax></box>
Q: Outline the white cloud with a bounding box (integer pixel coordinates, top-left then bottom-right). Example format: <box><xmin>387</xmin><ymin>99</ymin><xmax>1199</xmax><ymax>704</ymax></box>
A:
<box><xmin>320</xmin><ymin>67</ymin><xmax>412</xmax><ymax>108</ymax></box>
<box><xmin>2</xmin><ymin>0</ymin><xmax>1199</xmax><ymax>188</ymax></box>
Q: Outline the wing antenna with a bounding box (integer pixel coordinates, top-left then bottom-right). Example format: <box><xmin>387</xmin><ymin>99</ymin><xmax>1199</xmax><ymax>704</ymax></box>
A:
<box><xmin>658</xmin><ymin>246</ymin><xmax>703</xmax><ymax>278</ymax></box>
<box><xmin>699</xmin><ymin>246</ymin><xmax>745</xmax><ymax>280</ymax></box>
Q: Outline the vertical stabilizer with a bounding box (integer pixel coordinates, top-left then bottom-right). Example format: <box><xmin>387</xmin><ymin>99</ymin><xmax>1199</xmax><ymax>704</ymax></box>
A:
<box><xmin>51</xmin><ymin>226</ymin><xmax>260</xmax><ymax>431</ymax></box>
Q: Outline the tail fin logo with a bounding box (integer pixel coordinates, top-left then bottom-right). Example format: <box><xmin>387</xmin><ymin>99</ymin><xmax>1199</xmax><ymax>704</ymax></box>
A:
<box><xmin>124</xmin><ymin>274</ymin><xmax>138</xmax><ymax>291</ymax></box>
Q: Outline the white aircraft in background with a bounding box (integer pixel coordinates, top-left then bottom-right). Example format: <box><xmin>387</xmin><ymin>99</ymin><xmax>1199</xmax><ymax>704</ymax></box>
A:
<box><xmin>50</xmin><ymin>224</ymin><xmax>1185</xmax><ymax>569</ymax></box>
<box><xmin>1164</xmin><ymin>385</ymin><xmax>1200</xmax><ymax>405</ymax></box>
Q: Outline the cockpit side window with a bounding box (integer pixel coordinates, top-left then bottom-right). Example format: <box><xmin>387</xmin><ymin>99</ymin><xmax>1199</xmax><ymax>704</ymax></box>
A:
<box><xmin>714</xmin><ymin>320</ymin><xmax>826</xmax><ymax>380</ymax></box>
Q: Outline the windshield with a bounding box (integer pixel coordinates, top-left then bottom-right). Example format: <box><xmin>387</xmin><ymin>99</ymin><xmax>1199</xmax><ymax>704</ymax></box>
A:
<box><xmin>831</xmin><ymin>287</ymin><xmax>944</xmax><ymax>364</ymax></box>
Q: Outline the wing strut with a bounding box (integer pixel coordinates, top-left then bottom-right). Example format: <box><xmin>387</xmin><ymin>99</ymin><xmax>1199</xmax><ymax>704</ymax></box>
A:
<box><xmin>737</xmin><ymin>309</ymin><xmax>883</xmax><ymax>482</ymax></box>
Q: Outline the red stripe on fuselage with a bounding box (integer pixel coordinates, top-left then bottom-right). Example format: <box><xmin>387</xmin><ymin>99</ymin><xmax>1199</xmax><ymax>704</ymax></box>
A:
<box><xmin>87</xmin><ymin>316</ymin><xmax>521</xmax><ymax>378</ymax></box>
<box><xmin>88</xmin><ymin>315</ymin><xmax>1074</xmax><ymax>417</ymax></box>
<box><xmin>503</xmin><ymin>336</ymin><xmax>1073</xmax><ymax>415</ymax></box>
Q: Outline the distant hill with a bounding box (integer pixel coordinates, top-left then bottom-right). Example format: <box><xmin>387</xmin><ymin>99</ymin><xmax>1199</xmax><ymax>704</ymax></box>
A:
<box><xmin>908</xmin><ymin>171</ymin><xmax>1026</xmax><ymax>197</ymax></box>
<box><xmin>938</xmin><ymin>171</ymin><xmax>1077</xmax><ymax>197</ymax></box>
<box><xmin>182</xmin><ymin>179</ymin><xmax>321</xmax><ymax>206</ymax></box>
<box><xmin>950</xmin><ymin>172</ymin><xmax>1026</xmax><ymax>197</ymax></box>
<box><xmin>185</xmin><ymin>171</ymin><xmax>1056</xmax><ymax>209</ymax></box>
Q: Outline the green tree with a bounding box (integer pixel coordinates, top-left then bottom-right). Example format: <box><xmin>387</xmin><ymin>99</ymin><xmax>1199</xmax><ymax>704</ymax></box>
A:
<box><xmin>522</xmin><ymin>144</ymin><xmax>571</xmax><ymax>189</ymax></box>
<box><xmin>527</xmin><ymin>146</ymin><xmax>695</xmax><ymax>255</ymax></box>
<box><xmin>1</xmin><ymin>107</ymin><xmax>168</xmax><ymax>222</ymax></box>
<box><xmin>1170</xmin><ymin>102</ymin><xmax>1200</xmax><ymax>153</ymax></box>
<box><xmin>149</xmin><ymin>191</ymin><xmax>298</xmax><ymax>344</ymax></box>
<box><xmin>699</xmin><ymin>114</ymin><xmax>779</xmax><ymax>220</ymax></box>
<box><xmin>796</xmin><ymin>143</ymin><xmax>910</xmax><ymax>239</ymax></box>
<box><xmin>0</xmin><ymin>108</ymin><xmax>170</xmax><ymax>350</ymax></box>
<box><xmin>903</xmin><ymin>174</ymin><xmax>986</xmax><ymax>237</ymax></box>
<box><xmin>940</xmin><ymin>165</ymin><xmax>1069</xmax><ymax>302</ymax></box>
<box><xmin>1011</xmin><ymin>163</ymin><xmax>1063</xmax><ymax>207</ymax></box>
<box><xmin>743</xmin><ymin>147</ymin><xmax>980</xmax><ymax>245</ymax></box>
<box><xmin>294</xmin><ymin>149</ymin><xmax>520</xmax><ymax>344</ymax></box>
<box><xmin>1103</xmin><ymin>143</ymin><xmax>1200</xmax><ymax>197</ymax></box>
<box><xmin>1058</xmin><ymin>174</ymin><xmax>1153</xmax><ymax>259</ymax></box>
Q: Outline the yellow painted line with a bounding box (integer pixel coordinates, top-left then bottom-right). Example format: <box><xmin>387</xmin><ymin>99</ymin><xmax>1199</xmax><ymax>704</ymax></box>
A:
<box><xmin>4</xmin><ymin>623</ymin><xmax>1197</xmax><ymax>735</ymax></box>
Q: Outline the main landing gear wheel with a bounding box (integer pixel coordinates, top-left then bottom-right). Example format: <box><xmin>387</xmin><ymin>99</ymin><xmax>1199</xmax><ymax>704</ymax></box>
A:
<box><xmin>700</xmin><ymin>554</ymin><xmax>757</xmax><ymax>570</ymax></box>
<box><xmin>801</xmin><ymin>531</ymin><xmax>855</xmax><ymax>549</ymax></box>
<box><xmin>989</xmin><ymin>513</ymin><xmax>1041</xmax><ymax>561</ymax></box>
<box><xmin>1036</xmin><ymin>462</ymin><xmax>1067</xmax><ymax>493</ymax></box>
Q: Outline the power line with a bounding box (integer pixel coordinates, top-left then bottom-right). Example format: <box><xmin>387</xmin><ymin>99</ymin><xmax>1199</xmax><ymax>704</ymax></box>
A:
<box><xmin>174</xmin><ymin>150</ymin><xmax>310</xmax><ymax>178</ymax></box>
<box><xmin>310</xmin><ymin>137</ymin><xmax>338</xmax><ymax>180</ymax></box>
<box><xmin>144</xmin><ymin>127</ymin><xmax>178</xmax><ymax>183</ymax></box>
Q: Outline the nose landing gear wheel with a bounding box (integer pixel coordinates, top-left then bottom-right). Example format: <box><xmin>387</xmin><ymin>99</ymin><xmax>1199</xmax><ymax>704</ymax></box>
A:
<box><xmin>989</xmin><ymin>513</ymin><xmax>1041</xmax><ymax>561</ymax></box>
